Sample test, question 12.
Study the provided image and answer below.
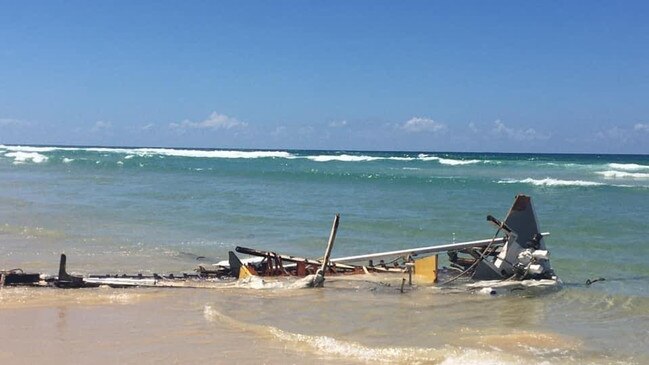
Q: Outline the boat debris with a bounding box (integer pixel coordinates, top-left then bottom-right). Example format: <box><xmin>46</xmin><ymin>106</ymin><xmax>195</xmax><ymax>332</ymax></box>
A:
<box><xmin>1</xmin><ymin>195</ymin><xmax>559</xmax><ymax>294</ymax></box>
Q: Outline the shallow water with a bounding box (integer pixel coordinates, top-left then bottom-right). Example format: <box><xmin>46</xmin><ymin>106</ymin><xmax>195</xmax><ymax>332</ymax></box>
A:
<box><xmin>1</xmin><ymin>145</ymin><xmax>648</xmax><ymax>363</ymax></box>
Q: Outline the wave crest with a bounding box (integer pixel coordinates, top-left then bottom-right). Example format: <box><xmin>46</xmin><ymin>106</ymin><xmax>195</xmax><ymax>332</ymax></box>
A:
<box><xmin>498</xmin><ymin>178</ymin><xmax>604</xmax><ymax>187</ymax></box>
<box><xmin>4</xmin><ymin>151</ymin><xmax>49</xmax><ymax>164</ymax></box>
<box><xmin>608</xmin><ymin>163</ymin><xmax>649</xmax><ymax>171</ymax></box>
<box><xmin>418</xmin><ymin>154</ymin><xmax>482</xmax><ymax>165</ymax></box>
<box><xmin>597</xmin><ymin>170</ymin><xmax>649</xmax><ymax>179</ymax></box>
<box><xmin>306</xmin><ymin>154</ymin><xmax>384</xmax><ymax>162</ymax></box>
<box><xmin>204</xmin><ymin>305</ymin><xmax>461</xmax><ymax>363</ymax></box>
<box><xmin>1</xmin><ymin>145</ymin><xmax>294</xmax><ymax>159</ymax></box>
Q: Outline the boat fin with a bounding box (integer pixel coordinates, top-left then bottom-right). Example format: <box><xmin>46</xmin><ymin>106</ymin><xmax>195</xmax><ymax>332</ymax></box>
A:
<box><xmin>228</xmin><ymin>251</ymin><xmax>243</xmax><ymax>278</ymax></box>
<box><xmin>55</xmin><ymin>254</ymin><xmax>85</xmax><ymax>288</ymax></box>
<box><xmin>472</xmin><ymin>194</ymin><xmax>554</xmax><ymax>280</ymax></box>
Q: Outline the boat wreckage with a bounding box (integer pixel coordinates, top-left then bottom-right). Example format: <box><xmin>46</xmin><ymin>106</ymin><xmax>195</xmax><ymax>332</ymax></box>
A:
<box><xmin>1</xmin><ymin>195</ymin><xmax>559</xmax><ymax>294</ymax></box>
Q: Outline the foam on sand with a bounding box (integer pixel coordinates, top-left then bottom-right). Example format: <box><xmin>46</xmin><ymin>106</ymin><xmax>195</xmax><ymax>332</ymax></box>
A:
<box><xmin>202</xmin><ymin>305</ymin><xmax>525</xmax><ymax>364</ymax></box>
<box><xmin>498</xmin><ymin>178</ymin><xmax>604</xmax><ymax>187</ymax></box>
<box><xmin>4</xmin><ymin>151</ymin><xmax>49</xmax><ymax>164</ymax></box>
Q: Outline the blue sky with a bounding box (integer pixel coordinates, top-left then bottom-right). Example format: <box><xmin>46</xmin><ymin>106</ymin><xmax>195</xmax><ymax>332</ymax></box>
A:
<box><xmin>1</xmin><ymin>1</ymin><xmax>648</xmax><ymax>153</ymax></box>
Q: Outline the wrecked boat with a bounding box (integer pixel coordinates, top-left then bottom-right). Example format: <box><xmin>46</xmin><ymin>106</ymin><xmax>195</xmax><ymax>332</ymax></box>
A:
<box><xmin>1</xmin><ymin>194</ymin><xmax>559</xmax><ymax>294</ymax></box>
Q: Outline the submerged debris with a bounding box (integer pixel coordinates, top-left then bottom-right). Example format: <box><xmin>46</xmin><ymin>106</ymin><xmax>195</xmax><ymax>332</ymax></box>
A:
<box><xmin>1</xmin><ymin>195</ymin><xmax>559</xmax><ymax>295</ymax></box>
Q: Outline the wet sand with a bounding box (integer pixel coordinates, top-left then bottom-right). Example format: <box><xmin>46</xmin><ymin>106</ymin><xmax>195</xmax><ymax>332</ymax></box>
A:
<box><xmin>2</xmin><ymin>278</ymin><xmax>640</xmax><ymax>365</ymax></box>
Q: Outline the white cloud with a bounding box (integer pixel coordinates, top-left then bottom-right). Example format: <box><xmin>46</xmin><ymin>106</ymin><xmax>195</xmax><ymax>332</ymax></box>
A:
<box><xmin>0</xmin><ymin>118</ymin><xmax>28</xmax><ymax>127</ymax></box>
<box><xmin>492</xmin><ymin>120</ymin><xmax>550</xmax><ymax>141</ymax></box>
<box><xmin>634</xmin><ymin>123</ymin><xmax>649</xmax><ymax>132</ymax></box>
<box><xmin>91</xmin><ymin>120</ymin><xmax>112</xmax><ymax>132</ymax></box>
<box><xmin>271</xmin><ymin>126</ymin><xmax>286</xmax><ymax>137</ymax></box>
<box><xmin>328</xmin><ymin>120</ymin><xmax>348</xmax><ymax>128</ymax></box>
<box><xmin>468</xmin><ymin>122</ymin><xmax>478</xmax><ymax>133</ymax></box>
<box><xmin>298</xmin><ymin>126</ymin><xmax>315</xmax><ymax>135</ymax></box>
<box><xmin>595</xmin><ymin>126</ymin><xmax>631</xmax><ymax>143</ymax></box>
<box><xmin>141</xmin><ymin>123</ymin><xmax>155</xmax><ymax>131</ymax></box>
<box><xmin>170</xmin><ymin>112</ymin><xmax>247</xmax><ymax>131</ymax></box>
<box><xmin>401</xmin><ymin>117</ymin><xmax>446</xmax><ymax>133</ymax></box>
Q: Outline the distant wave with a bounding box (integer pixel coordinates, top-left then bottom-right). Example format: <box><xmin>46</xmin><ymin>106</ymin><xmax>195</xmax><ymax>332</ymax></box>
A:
<box><xmin>306</xmin><ymin>154</ymin><xmax>384</xmax><ymax>162</ymax></box>
<box><xmin>306</xmin><ymin>153</ymin><xmax>484</xmax><ymax>165</ymax></box>
<box><xmin>0</xmin><ymin>145</ymin><xmax>293</xmax><ymax>159</ymax></box>
<box><xmin>417</xmin><ymin>154</ymin><xmax>483</xmax><ymax>165</ymax></box>
<box><xmin>1</xmin><ymin>145</ymin><xmax>497</xmax><ymax>166</ymax></box>
<box><xmin>540</xmin><ymin>162</ymin><xmax>581</xmax><ymax>168</ymax></box>
<box><xmin>607</xmin><ymin>163</ymin><xmax>649</xmax><ymax>171</ymax></box>
<box><xmin>498</xmin><ymin>178</ymin><xmax>604</xmax><ymax>187</ymax></box>
<box><xmin>4</xmin><ymin>151</ymin><xmax>49</xmax><ymax>164</ymax></box>
<box><xmin>134</xmin><ymin>148</ymin><xmax>293</xmax><ymax>159</ymax></box>
<box><xmin>0</xmin><ymin>145</ymin><xmax>58</xmax><ymax>153</ymax></box>
<box><xmin>596</xmin><ymin>170</ymin><xmax>649</xmax><ymax>179</ymax></box>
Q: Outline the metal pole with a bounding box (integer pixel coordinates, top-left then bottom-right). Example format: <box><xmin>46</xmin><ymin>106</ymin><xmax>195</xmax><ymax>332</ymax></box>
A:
<box><xmin>313</xmin><ymin>214</ymin><xmax>340</xmax><ymax>288</ymax></box>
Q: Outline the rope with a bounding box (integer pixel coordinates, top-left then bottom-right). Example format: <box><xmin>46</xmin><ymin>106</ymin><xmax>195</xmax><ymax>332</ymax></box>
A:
<box><xmin>439</xmin><ymin>228</ymin><xmax>502</xmax><ymax>286</ymax></box>
<box><xmin>585</xmin><ymin>277</ymin><xmax>606</xmax><ymax>285</ymax></box>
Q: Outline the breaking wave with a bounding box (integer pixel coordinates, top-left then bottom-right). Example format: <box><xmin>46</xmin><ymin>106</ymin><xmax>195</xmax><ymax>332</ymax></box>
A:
<box><xmin>4</xmin><ymin>151</ymin><xmax>49</xmax><ymax>164</ymax></box>
<box><xmin>418</xmin><ymin>154</ymin><xmax>482</xmax><ymax>165</ymax></box>
<box><xmin>0</xmin><ymin>145</ymin><xmax>58</xmax><ymax>153</ymax></box>
<box><xmin>91</xmin><ymin>147</ymin><xmax>292</xmax><ymax>159</ymax></box>
<box><xmin>498</xmin><ymin>178</ymin><xmax>605</xmax><ymax>187</ymax></box>
<box><xmin>1</xmin><ymin>145</ymin><xmax>493</xmax><ymax>166</ymax></box>
<box><xmin>306</xmin><ymin>154</ymin><xmax>385</xmax><ymax>162</ymax></box>
<box><xmin>596</xmin><ymin>170</ymin><xmax>649</xmax><ymax>179</ymax></box>
<box><xmin>306</xmin><ymin>153</ymin><xmax>485</xmax><ymax>165</ymax></box>
<box><xmin>607</xmin><ymin>163</ymin><xmax>649</xmax><ymax>171</ymax></box>
<box><xmin>202</xmin><ymin>305</ymin><xmax>527</xmax><ymax>364</ymax></box>
<box><xmin>0</xmin><ymin>145</ymin><xmax>293</xmax><ymax>159</ymax></box>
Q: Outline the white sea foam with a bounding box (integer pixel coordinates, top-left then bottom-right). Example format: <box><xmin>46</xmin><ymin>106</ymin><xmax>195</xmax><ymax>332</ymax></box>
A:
<box><xmin>418</xmin><ymin>154</ymin><xmax>482</xmax><ymax>165</ymax></box>
<box><xmin>306</xmin><ymin>154</ymin><xmax>419</xmax><ymax>162</ymax></box>
<box><xmin>307</xmin><ymin>154</ymin><xmax>383</xmax><ymax>162</ymax></box>
<box><xmin>596</xmin><ymin>170</ymin><xmax>649</xmax><ymax>179</ymax></box>
<box><xmin>1</xmin><ymin>145</ymin><xmax>294</xmax><ymax>159</ymax></box>
<box><xmin>203</xmin><ymin>305</ymin><xmax>443</xmax><ymax>363</ymax></box>
<box><xmin>438</xmin><ymin>157</ymin><xmax>482</xmax><ymax>166</ymax></box>
<box><xmin>498</xmin><ymin>178</ymin><xmax>604</xmax><ymax>187</ymax></box>
<box><xmin>135</xmin><ymin>148</ymin><xmax>294</xmax><ymax>159</ymax></box>
<box><xmin>607</xmin><ymin>163</ymin><xmax>649</xmax><ymax>171</ymax></box>
<box><xmin>62</xmin><ymin>158</ymin><xmax>74</xmax><ymax>163</ymax></box>
<box><xmin>0</xmin><ymin>145</ymin><xmax>58</xmax><ymax>153</ymax></box>
<box><xmin>541</xmin><ymin>162</ymin><xmax>580</xmax><ymax>168</ymax></box>
<box><xmin>0</xmin><ymin>144</ymin><xmax>496</xmax><ymax>166</ymax></box>
<box><xmin>4</xmin><ymin>151</ymin><xmax>49</xmax><ymax>164</ymax></box>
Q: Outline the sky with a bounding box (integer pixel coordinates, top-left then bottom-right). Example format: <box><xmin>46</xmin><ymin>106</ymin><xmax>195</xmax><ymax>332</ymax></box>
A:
<box><xmin>1</xmin><ymin>1</ymin><xmax>648</xmax><ymax>154</ymax></box>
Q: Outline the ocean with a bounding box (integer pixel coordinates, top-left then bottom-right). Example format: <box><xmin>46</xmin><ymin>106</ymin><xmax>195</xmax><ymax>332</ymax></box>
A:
<box><xmin>1</xmin><ymin>144</ymin><xmax>648</xmax><ymax>364</ymax></box>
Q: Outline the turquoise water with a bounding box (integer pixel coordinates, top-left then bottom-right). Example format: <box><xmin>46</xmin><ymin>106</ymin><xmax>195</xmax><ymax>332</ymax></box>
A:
<box><xmin>1</xmin><ymin>144</ymin><xmax>648</xmax><ymax>363</ymax></box>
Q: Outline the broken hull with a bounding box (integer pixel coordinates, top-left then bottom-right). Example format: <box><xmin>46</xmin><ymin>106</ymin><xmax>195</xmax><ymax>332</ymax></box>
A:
<box><xmin>3</xmin><ymin>195</ymin><xmax>558</xmax><ymax>291</ymax></box>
